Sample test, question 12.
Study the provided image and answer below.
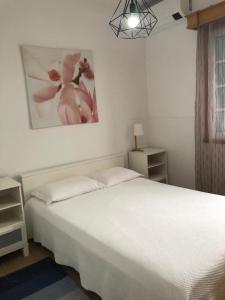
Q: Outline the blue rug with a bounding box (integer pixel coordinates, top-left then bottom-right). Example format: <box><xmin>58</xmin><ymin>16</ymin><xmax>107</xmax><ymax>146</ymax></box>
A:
<box><xmin>0</xmin><ymin>258</ymin><xmax>90</xmax><ymax>300</ymax></box>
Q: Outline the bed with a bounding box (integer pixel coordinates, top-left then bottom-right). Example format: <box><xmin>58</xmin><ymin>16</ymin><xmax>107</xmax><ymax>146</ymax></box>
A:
<box><xmin>22</xmin><ymin>154</ymin><xmax>225</xmax><ymax>300</ymax></box>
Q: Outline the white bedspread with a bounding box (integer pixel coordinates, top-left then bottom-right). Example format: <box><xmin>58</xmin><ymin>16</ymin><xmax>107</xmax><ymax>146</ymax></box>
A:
<box><xmin>25</xmin><ymin>178</ymin><xmax>225</xmax><ymax>300</ymax></box>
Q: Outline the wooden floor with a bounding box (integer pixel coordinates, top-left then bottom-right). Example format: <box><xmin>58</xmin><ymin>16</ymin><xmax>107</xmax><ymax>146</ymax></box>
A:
<box><xmin>0</xmin><ymin>241</ymin><xmax>101</xmax><ymax>300</ymax></box>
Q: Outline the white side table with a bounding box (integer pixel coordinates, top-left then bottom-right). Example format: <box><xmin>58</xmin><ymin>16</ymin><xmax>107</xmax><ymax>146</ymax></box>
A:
<box><xmin>0</xmin><ymin>177</ymin><xmax>29</xmax><ymax>257</ymax></box>
<box><xmin>128</xmin><ymin>148</ymin><xmax>168</xmax><ymax>183</ymax></box>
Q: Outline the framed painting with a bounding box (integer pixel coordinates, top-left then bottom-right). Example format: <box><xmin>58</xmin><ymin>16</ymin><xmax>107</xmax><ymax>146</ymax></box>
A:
<box><xmin>21</xmin><ymin>45</ymin><xmax>99</xmax><ymax>129</ymax></box>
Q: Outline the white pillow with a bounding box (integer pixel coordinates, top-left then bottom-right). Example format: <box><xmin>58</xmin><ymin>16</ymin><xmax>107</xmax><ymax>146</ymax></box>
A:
<box><xmin>90</xmin><ymin>167</ymin><xmax>141</xmax><ymax>187</ymax></box>
<box><xmin>31</xmin><ymin>176</ymin><xmax>104</xmax><ymax>205</ymax></box>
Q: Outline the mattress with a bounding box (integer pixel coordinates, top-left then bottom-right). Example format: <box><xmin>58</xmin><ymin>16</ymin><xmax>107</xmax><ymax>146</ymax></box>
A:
<box><xmin>25</xmin><ymin>178</ymin><xmax>225</xmax><ymax>300</ymax></box>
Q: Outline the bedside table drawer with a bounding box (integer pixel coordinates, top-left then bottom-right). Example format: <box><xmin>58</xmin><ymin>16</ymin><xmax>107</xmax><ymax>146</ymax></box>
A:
<box><xmin>0</xmin><ymin>229</ymin><xmax>22</xmax><ymax>249</ymax></box>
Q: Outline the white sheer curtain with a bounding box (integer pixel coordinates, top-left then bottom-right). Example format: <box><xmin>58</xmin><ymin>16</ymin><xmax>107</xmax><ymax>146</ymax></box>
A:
<box><xmin>196</xmin><ymin>18</ymin><xmax>225</xmax><ymax>195</ymax></box>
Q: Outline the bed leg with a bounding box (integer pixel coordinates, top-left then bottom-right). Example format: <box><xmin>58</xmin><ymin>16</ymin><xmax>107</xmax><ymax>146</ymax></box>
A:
<box><xmin>23</xmin><ymin>244</ymin><xmax>29</xmax><ymax>257</ymax></box>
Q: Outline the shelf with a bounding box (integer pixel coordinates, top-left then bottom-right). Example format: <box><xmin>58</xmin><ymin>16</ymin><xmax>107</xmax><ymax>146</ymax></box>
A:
<box><xmin>0</xmin><ymin>241</ymin><xmax>24</xmax><ymax>257</ymax></box>
<box><xmin>148</xmin><ymin>162</ymin><xmax>164</xmax><ymax>169</ymax></box>
<box><xmin>0</xmin><ymin>195</ymin><xmax>21</xmax><ymax>211</ymax></box>
<box><xmin>0</xmin><ymin>177</ymin><xmax>20</xmax><ymax>191</ymax></box>
<box><xmin>149</xmin><ymin>174</ymin><xmax>166</xmax><ymax>182</ymax></box>
<box><xmin>143</xmin><ymin>148</ymin><xmax>165</xmax><ymax>156</ymax></box>
<box><xmin>0</xmin><ymin>213</ymin><xmax>23</xmax><ymax>235</ymax></box>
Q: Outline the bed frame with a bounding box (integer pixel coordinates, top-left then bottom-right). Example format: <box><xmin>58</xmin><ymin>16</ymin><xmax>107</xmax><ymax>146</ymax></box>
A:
<box><xmin>21</xmin><ymin>153</ymin><xmax>125</xmax><ymax>202</ymax></box>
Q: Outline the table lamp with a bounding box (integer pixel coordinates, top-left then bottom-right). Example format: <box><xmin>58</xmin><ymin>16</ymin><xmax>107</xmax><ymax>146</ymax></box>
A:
<box><xmin>133</xmin><ymin>123</ymin><xmax>144</xmax><ymax>151</ymax></box>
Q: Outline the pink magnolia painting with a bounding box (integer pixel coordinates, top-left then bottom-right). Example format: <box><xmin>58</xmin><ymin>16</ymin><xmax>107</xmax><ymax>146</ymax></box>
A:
<box><xmin>21</xmin><ymin>45</ymin><xmax>99</xmax><ymax>129</ymax></box>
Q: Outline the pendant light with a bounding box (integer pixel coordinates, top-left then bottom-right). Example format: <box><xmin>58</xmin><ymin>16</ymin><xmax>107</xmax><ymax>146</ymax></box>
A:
<box><xmin>109</xmin><ymin>0</ymin><xmax>158</xmax><ymax>39</ymax></box>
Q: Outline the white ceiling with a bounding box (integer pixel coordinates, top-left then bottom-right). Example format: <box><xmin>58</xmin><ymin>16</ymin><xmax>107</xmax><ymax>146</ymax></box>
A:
<box><xmin>192</xmin><ymin>0</ymin><xmax>222</xmax><ymax>9</ymax></box>
<box><xmin>181</xmin><ymin>0</ymin><xmax>223</xmax><ymax>15</ymax></box>
<box><xmin>98</xmin><ymin>0</ymin><xmax>224</xmax><ymax>31</ymax></box>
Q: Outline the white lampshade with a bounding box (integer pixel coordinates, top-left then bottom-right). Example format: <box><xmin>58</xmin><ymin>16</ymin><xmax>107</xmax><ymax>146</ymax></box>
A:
<box><xmin>134</xmin><ymin>123</ymin><xmax>144</xmax><ymax>136</ymax></box>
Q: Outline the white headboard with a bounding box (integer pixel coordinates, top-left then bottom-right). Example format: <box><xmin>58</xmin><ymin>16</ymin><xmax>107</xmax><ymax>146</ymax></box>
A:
<box><xmin>21</xmin><ymin>153</ymin><xmax>125</xmax><ymax>202</ymax></box>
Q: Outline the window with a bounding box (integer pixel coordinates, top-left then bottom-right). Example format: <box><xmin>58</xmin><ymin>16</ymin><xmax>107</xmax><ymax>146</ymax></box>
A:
<box><xmin>215</xmin><ymin>36</ymin><xmax>225</xmax><ymax>136</ymax></box>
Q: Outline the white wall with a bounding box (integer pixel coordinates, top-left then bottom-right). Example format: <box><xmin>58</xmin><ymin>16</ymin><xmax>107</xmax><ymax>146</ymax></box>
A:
<box><xmin>146</xmin><ymin>21</ymin><xmax>197</xmax><ymax>189</ymax></box>
<box><xmin>0</xmin><ymin>0</ymin><xmax>148</xmax><ymax>175</ymax></box>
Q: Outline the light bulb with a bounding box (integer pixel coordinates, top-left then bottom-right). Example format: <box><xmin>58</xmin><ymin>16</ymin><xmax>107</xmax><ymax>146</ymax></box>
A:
<box><xmin>127</xmin><ymin>14</ymin><xmax>139</xmax><ymax>28</ymax></box>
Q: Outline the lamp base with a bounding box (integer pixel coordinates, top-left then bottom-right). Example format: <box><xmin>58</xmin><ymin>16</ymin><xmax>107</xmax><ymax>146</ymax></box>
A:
<box><xmin>133</xmin><ymin>136</ymin><xmax>144</xmax><ymax>152</ymax></box>
<box><xmin>131</xmin><ymin>148</ymin><xmax>144</xmax><ymax>152</ymax></box>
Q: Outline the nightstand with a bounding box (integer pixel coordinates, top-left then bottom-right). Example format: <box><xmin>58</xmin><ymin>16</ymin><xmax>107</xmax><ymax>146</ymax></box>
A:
<box><xmin>128</xmin><ymin>148</ymin><xmax>168</xmax><ymax>183</ymax></box>
<box><xmin>0</xmin><ymin>177</ymin><xmax>29</xmax><ymax>257</ymax></box>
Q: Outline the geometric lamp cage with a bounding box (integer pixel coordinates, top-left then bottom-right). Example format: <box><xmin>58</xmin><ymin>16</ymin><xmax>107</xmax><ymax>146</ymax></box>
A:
<box><xmin>109</xmin><ymin>0</ymin><xmax>158</xmax><ymax>39</ymax></box>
